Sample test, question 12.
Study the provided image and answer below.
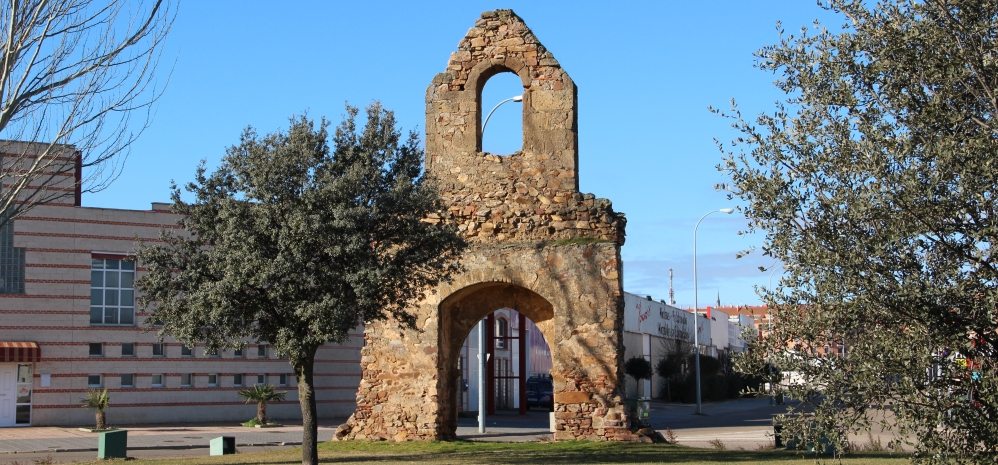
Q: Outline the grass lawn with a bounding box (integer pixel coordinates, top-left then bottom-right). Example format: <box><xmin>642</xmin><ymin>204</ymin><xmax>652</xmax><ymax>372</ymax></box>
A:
<box><xmin>65</xmin><ymin>440</ymin><xmax>911</xmax><ymax>465</ymax></box>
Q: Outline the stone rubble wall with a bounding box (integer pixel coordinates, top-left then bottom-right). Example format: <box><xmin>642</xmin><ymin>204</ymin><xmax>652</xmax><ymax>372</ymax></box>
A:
<box><xmin>341</xmin><ymin>9</ymin><xmax>634</xmax><ymax>442</ymax></box>
<box><xmin>425</xmin><ymin>9</ymin><xmax>579</xmax><ymax>193</ymax></box>
<box><xmin>427</xmin><ymin>187</ymin><xmax>625</xmax><ymax>246</ymax></box>
<box><xmin>341</xmin><ymin>242</ymin><xmax>634</xmax><ymax>441</ymax></box>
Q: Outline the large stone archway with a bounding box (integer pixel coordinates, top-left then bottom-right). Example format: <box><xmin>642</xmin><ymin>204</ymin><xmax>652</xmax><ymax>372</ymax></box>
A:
<box><xmin>437</xmin><ymin>281</ymin><xmax>554</xmax><ymax>436</ymax></box>
<box><xmin>342</xmin><ymin>9</ymin><xmax>632</xmax><ymax>441</ymax></box>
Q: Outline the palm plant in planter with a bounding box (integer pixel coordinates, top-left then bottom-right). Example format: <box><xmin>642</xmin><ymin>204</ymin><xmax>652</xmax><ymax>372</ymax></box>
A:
<box><xmin>238</xmin><ymin>384</ymin><xmax>286</xmax><ymax>426</ymax></box>
<box><xmin>81</xmin><ymin>388</ymin><xmax>111</xmax><ymax>430</ymax></box>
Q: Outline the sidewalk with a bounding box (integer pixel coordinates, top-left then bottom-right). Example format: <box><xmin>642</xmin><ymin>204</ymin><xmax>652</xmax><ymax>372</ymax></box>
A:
<box><xmin>0</xmin><ymin>421</ymin><xmax>342</xmax><ymax>455</ymax></box>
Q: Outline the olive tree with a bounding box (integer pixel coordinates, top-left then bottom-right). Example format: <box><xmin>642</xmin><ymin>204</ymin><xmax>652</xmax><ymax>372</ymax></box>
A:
<box><xmin>137</xmin><ymin>105</ymin><xmax>465</xmax><ymax>465</ymax></box>
<box><xmin>719</xmin><ymin>1</ymin><xmax>997</xmax><ymax>462</ymax></box>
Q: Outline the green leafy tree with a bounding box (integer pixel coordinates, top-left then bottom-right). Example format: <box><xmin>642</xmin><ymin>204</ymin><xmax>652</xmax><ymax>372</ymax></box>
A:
<box><xmin>718</xmin><ymin>1</ymin><xmax>997</xmax><ymax>462</ymax></box>
<box><xmin>137</xmin><ymin>104</ymin><xmax>465</xmax><ymax>465</ymax></box>
<box><xmin>80</xmin><ymin>388</ymin><xmax>110</xmax><ymax>430</ymax></box>
<box><xmin>239</xmin><ymin>384</ymin><xmax>287</xmax><ymax>426</ymax></box>
<box><xmin>624</xmin><ymin>356</ymin><xmax>652</xmax><ymax>397</ymax></box>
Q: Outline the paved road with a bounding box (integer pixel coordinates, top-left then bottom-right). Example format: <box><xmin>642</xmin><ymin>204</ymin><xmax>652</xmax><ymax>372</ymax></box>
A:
<box><xmin>0</xmin><ymin>421</ymin><xmax>342</xmax><ymax>464</ymax></box>
<box><xmin>649</xmin><ymin>397</ymin><xmax>788</xmax><ymax>449</ymax></box>
<box><xmin>0</xmin><ymin>398</ymin><xmax>904</xmax><ymax>463</ymax></box>
<box><xmin>453</xmin><ymin>397</ymin><xmax>791</xmax><ymax>449</ymax></box>
<box><xmin>0</xmin><ymin>444</ymin><xmax>291</xmax><ymax>464</ymax></box>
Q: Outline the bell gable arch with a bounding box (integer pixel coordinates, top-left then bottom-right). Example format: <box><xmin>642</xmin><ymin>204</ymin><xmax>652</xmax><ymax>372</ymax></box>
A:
<box><xmin>341</xmin><ymin>9</ymin><xmax>632</xmax><ymax>442</ymax></box>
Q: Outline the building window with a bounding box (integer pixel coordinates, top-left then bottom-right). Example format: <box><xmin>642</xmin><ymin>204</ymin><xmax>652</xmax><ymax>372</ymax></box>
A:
<box><xmin>87</xmin><ymin>375</ymin><xmax>102</xmax><ymax>387</ymax></box>
<box><xmin>207</xmin><ymin>374</ymin><xmax>218</xmax><ymax>387</ymax></box>
<box><xmin>152</xmin><ymin>343</ymin><xmax>164</xmax><ymax>357</ymax></box>
<box><xmin>120</xmin><ymin>374</ymin><xmax>134</xmax><ymax>388</ymax></box>
<box><xmin>0</xmin><ymin>215</ymin><xmax>25</xmax><ymax>294</ymax></box>
<box><xmin>181</xmin><ymin>373</ymin><xmax>193</xmax><ymax>387</ymax></box>
<box><xmin>90</xmin><ymin>257</ymin><xmax>135</xmax><ymax>325</ymax></box>
<box><xmin>151</xmin><ymin>374</ymin><xmax>164</xmax><ymax>387</ymax></box>
<box><xmin>233</xmin><ymin>348</ymin><xmax>243</xmax><ymax>357</ymax></box>
<box><xmin>88</xmin><ymin>343</ymin><xmax>103</xmax><ymax>356</ymax></box>
<box><xmin>279</xmin><ymin>373</ymin><xmax>289</xmax><ymax>386</ymax></box>
<box><xmin>120</xmin><ymin>343</ymin><xmax>135</xmax><ymax>357</ymax></box>
<box><xmin>233</xmin><ymin>374</ymin><xmax>243</xmax><ymax>386</ymax></box>
<box><xmin>257</xmin><ymin>344</ymin><xmax>267</xmax><ymax>358</ymax></box>
<box><xmin>181</xmin><ymin>345</ymin><xmax>193</xmax><ymax>357</ymax></box>
<box><xmin>256</xmin><ymin>374</ymin><xmax>267</xmax><ymax>386</ymax></box>
<box><xmin>496</xmin><ymin>317</ymin><xmax>509</xmax><ymax>350</ymax></box>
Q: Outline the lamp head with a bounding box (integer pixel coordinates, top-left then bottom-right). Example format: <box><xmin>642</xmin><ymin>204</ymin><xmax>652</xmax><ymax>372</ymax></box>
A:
<box><xmin>512</xmin><ymin>95</ymin><xmax>523</xmax><ymax>102</ymax></box>
<box><xmin>719</xmin><ymin>208</ymin><xmax>734</xmax><ymax>214</ymax></box>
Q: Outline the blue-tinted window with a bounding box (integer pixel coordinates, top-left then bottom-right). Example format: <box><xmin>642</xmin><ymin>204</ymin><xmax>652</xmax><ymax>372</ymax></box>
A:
<box><xmin>0</xmin><ymin>216</ymin><xmax>24</xmax><ymax>294</ymax></box>
<box><xmin>90</xmin><ymin>257</ymin><xmax>135</xmax><ymax>325</ymax></box>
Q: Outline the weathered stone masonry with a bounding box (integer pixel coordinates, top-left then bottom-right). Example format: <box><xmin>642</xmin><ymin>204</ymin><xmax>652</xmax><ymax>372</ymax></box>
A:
<box><xmin>342</xmin><ymin>9</ymin><xmax>633</xmax><ymax>441</ymax></box>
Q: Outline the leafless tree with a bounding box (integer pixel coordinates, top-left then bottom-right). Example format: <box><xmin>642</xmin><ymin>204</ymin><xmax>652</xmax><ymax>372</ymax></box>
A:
<box><xmin>0</xmin><ymin>0</ymin><xmax>174</xmax><ymax>222</ymax></box>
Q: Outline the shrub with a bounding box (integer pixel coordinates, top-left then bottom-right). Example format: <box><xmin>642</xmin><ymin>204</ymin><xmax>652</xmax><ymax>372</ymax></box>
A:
<box><xmin>624</xmin><ymin>356</ymin><xmax>652</xmax><ymax>383</ymax></box>
<box><xmin>656</xmin><ymin>354</ymin><xmax>684</xmax><ymax>378</ymax></box>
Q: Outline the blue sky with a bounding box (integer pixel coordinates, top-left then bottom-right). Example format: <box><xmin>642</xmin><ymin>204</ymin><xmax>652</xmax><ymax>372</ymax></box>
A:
<box><xmin>87</xmin><ymin>2</ymin><xmax>839</xmax><ymax>308</ymax></box>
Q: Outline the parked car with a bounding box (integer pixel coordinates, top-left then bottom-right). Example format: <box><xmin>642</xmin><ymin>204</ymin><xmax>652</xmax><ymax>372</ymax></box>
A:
<box><xmin>526</xmin><ymin>375</ymin><xmax>553</xmax><ymax>410</ymax></box>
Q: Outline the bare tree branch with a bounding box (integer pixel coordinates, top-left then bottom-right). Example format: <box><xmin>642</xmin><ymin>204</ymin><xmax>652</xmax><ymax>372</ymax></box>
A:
<box><xmin>0</xmin><ymin>0</ymin><xmax>174</xmax><ymax>225</ymax></box>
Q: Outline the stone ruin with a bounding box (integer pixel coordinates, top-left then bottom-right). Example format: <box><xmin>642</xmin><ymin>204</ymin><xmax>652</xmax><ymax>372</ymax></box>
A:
<box><xmin>341</xmin><ymin>9</ymin><xmax>633</xmax><ymax>441</ymax></box>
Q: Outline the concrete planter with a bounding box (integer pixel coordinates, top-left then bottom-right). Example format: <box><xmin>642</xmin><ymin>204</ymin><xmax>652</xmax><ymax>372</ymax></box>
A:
<box><xmin>97</xmin><ymin>429</ymin><xmax>127</xmax><ymax>459</ymax></box>
<box><xmin>210</xmin><ymin>436</ymin><xmax>236</xmax><ymax>456</ymax></box>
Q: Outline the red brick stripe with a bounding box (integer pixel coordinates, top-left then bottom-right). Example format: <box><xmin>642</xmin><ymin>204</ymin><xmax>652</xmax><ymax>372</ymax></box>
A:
<box><xmin>18</xmin><ymin>216</ymin><xmax>180</xmax><ymax>229</ymax></box>
<box><xmin>25</xmin><ymin>279</ymin><xmax>90</xmax><ymax>284</ymax></box>
<box><xmin>0</xmin><ymin>294</ymin><xmax>88</xmax><ymax>300</ymax></box>
<box><xmin>18</xmin><ymin>231</ymin><xmax>166</xmax><ymax>242</ymax></box>
<box><xmin>24</xmin><ymin>248</ymin><xmax>92</xmax><ymax>254</ymax></box>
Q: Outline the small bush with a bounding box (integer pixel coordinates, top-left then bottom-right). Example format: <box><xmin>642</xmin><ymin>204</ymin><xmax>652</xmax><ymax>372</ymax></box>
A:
<box><xmin>242</xmin><ymin>418</ymin><xmax>263</xmax><ymax>427</ymax></box>
<box><xmin>656</xmin><ymin>355</ymin><xmax>684</xmax><ymax>378</ymax></box>
<box><xmin>624</xmin><ymin>357</ymin><xmax>652</xmax><ymax>383</ymax></box>
<box><xmin>693</xmin><ymin>354</ymin><xmax>722</xmax><ymax>376</ymax></box>
<box><xmin>663</xmin><ymin>428</ymin><xmax>678</xmax><ymax>444</ymax></box>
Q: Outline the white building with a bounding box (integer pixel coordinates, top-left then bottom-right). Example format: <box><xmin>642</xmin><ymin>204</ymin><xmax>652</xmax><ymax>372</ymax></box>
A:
<box><xmin>621</xmin><ymin>292</ymin><xmax>756</xmax><ymax>400</ymax></box>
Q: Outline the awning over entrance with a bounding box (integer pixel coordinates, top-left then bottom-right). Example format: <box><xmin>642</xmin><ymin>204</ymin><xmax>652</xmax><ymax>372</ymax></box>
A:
<box><xmin>0</xmin><ymin>341</ymin><xmax>40</xmax><ymax>363</ymax></box>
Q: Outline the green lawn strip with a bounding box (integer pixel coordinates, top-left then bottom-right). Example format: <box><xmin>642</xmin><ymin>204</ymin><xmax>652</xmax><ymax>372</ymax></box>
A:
<box><xmin>67</xmin><ymin>441</ymin><xmax>910</xmax><ymax>465</ymax></box>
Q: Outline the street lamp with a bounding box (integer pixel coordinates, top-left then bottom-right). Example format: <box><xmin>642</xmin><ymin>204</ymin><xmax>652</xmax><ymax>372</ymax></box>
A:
<box><xmin>476</xmin><ymin>94</ymin><xmax>522</xmax><ymax>434</ymax></box>
<box><xmin>482</xmin><ymin>95</ymin><xmax>523</xmax><ymax>135</ymax></box>
<box><xmin>692</xmin><ymin>207</ymin><xmax>734</xmax><ymax>415</ymax></box>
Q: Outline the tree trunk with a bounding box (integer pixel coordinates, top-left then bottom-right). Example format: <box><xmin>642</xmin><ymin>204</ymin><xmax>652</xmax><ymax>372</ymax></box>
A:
<box><xmin>258</xmin><ymin>401</ymin><xmax>267</xmax><ymax>425</ymax></box>
<box><xmin>295</xmin><ymin>347</ymin><xmax>319</xmax><ymax>465</ymax></box>
<box><xmin>95</xmin><ymin>410</ymin><xmax>106</xmax><ymax>430</ymax></box>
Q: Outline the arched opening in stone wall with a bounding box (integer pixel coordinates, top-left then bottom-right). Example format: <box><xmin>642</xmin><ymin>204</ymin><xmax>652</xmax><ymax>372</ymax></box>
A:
<box><xmin>478</xmin><ymin>71</ymin><xmax>524</xmax><ymax>155</ymax></box>
<box><xmin>455</xmin><ymin>309</ymin><xmax>553</xmax><ymax>427</ymax></box>
<box><xmin>437</xmin><ymin>282</ymin><xmax>554</xmax><ymax>437</ymax></box>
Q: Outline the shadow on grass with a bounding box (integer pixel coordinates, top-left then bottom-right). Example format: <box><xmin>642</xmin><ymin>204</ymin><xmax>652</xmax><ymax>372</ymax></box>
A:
<box><xmin>313</xmin><ymin>441</ymin><xmax>907</xmax><ymax>464</ymax></box>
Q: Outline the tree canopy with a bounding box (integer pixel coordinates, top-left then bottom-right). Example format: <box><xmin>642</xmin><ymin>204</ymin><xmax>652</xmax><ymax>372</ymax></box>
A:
<box><xmin>137</xmin><ymin>104</ymin><xmax>465</xmax><ymax>465</ymax></box>
<box><xmin>719</xmin><ymin>1</ymin><xmax>997</xmax><ymax>462</ymax></box>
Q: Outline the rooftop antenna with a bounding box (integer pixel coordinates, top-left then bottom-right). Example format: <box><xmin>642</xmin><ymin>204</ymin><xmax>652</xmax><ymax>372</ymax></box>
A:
<box><xmin>668</xmin><ymin>268</ymin><xmax>675</xmax><ymax>305</ymax></box>
<box><xmin>716</xmin><ymin>291</ymin><xmax>721</xmax><ymax>308</ymax></box>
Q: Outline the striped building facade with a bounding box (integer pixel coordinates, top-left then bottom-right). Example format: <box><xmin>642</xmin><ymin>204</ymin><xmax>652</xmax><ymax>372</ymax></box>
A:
<box><xmin>0</xmin><ymin>142</ymin><xmax>361</xmax><ymax>427</ymax></box>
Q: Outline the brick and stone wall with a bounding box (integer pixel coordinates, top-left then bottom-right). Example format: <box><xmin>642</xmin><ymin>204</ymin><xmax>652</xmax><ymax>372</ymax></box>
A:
<box><xmin>342</xmin><ymin>9</ymin><xmax>633</xmax><ymax>441</ymax></box>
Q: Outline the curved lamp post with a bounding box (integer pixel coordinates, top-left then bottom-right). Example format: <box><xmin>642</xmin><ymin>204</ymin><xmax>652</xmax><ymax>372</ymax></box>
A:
<box><xmin>482</xmin><ymin>95</ymin><xmax>523</xmax><ymax>135</ymax></box>
<box><xmin>477</xmin><ymin>94</ymin><xmax>522</xmax><ymax>434</ymax></box>
<box><xmin>692</xmin><ymin>207</ymin><xmax>734</xmax><ymax>415</ymax></box>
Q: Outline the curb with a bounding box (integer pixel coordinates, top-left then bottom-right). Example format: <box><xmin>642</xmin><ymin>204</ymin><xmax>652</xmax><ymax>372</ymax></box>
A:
<box><xmin>1</xmin><ymin>441</ymin><xmax>302</xmax><ymax>455</ymax></box>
